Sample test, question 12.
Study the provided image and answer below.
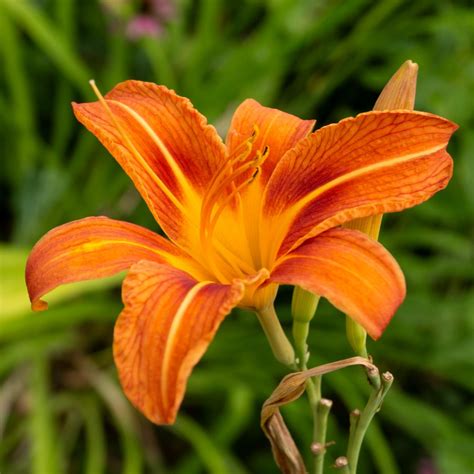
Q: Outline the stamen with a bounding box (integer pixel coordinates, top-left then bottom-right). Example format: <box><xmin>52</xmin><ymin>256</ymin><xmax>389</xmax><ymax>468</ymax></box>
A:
<box><xmin>198</xmin><ymin>126</ymin><xmax>267</xmax><ymax>281</ymax></box>
<box><xmin>88</xmin><ymin>80</ymin><xmax>187</xmax><ymax>215</ymax></box>
<box><xmin>200</xmin><ymin>149</ymin><xmax>268</xmax><ymax>246</ymax></box>
<box><xmin>199</xmin><ymin>130</ymin><xmax>257</xmax><ymax>246</ymax></box>
<box><xmin>209</xmin><ymin>158</ymin><xmax>262</xmax><ymax>204</ymax></box>
<box><xmin>232</xmin><ymin>125</ymin><xmax>259</xmax><ymax>163</ymax></box>
<box><xmin>204</xmin><ymin>129</ymin><xmax>257</xmax><ymax>205</ymax></box>
<box><xmin>201</xmin><ymin>147</ymin><xmax>269</xmax><ymax>246</ymax></box>
<box><xmin>199</xmin><ymin>172</ymin><xmax>260</xmax><ymax>282</ymax></box>
<box><xmin>209</xmin><ymin>124</ymin><xmax>259</xmax><ymax>197</ymax></box>
<box><xmin>207</xmin><ymin>169</ymin><xmax>260</xmax><ymax>243</ymax></box>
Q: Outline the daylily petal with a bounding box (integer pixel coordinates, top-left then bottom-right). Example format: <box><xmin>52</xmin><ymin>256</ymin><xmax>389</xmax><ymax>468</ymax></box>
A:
<box><xmin>263</xmin><ymin>110</ymin><xmax>457</xmax><ymax>259</ymax></box>
<box><xmin>72</xmin><ymin>81</ymin><xmax>226</xmax><ymax>246</ymax></box>
<box><xmin>226</xmin><ymin>99</ymin><xmax>315</xmax><ymax>185</ymax></box>
<box><xmin>269</xmin><ymin>227</ymin><xmax>405</xmax><ymax>339</ymax></box>
<box><xmin>113</xmin><ymin>261</ymin><xmax>244</xmax><ymax>424</ymax></box>
<box><xmin>25</xmin><ymin>216</ymin><xmax>203</xmax><ymax>311</ymax></box>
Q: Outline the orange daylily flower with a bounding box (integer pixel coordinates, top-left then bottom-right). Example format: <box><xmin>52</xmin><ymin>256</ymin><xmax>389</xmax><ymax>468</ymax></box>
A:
<box><xmin>25</xmin><ymin>80</ymin><xmax>457</xmax><ymax>424</ymax></box>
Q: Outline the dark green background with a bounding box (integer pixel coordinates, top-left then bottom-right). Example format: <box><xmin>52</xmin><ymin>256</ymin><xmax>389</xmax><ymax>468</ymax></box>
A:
<box><xmin>1</xmin><ymin>0</ymin><xmax>473</xmax><ymax>473</ymax></box>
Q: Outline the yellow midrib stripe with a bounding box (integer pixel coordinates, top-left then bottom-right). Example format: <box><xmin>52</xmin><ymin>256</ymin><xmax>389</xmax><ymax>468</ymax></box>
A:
<box><xmin>288</xmin><ymin>143</ymin><xmax>444</xmax><ymax>216</ymax></box>
<box><xmin>266</xmin><ymin>142</ymin><xmax>446</xmax><ymax>263</ymax></box>
<box><xmin>42</xmin><ymin>239</ymin><xmax>193</xmax><ymax>275</ymax></box>
<box><xmin>88</xmin><ymin>84</ymin><xmax>188</xmax><ymax>216</ymax></box>
<box><xmin>160</xmin><ymin>281</ymin><xmax>213</xmax><ymax>408</ymax></box>
<box><xmin>110</xmin><ymin>99</ymin><xmax>198</xmax><ymax>203</ymax></box>
<box><xmin>45</xmin><ymin>239</ymin><xmax>172</xmax><ymax>261</ymax></box>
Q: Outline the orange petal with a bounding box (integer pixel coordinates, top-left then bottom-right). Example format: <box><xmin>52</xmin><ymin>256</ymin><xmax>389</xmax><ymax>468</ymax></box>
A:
<box><xmin>263</xmin><ymin>110</ymin><xmax>457</xmax><ymax>259</ymax></box>
<box><xmin>270</xmin><ymin>227</ymin><xmax>405</xmax><ymax>339</ymax></box>
<box><xmin>226</xmin><ymin>99</ymin><xmax>315</xmax><ymax>185</ymax></box>
<box><xmin>72</xmin><ymin>81</ymin><xmax>226</xmax><ymax>246</ymax></box>
<box><xmin>113</xmin><ymin>261</ymin><xmax>244</xmax><ymax>424</ymax></box>
<box><xmin>25</xmin><ymin>216</ymin><xmax>202</xmax><ymax>311</ymax></box>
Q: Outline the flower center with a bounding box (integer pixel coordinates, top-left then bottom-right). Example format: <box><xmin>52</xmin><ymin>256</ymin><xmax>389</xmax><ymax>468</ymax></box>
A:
<box><xmin>199</xmin><ymin>128</ymin><xmax>269</xmax><ymax>282</ymax></box>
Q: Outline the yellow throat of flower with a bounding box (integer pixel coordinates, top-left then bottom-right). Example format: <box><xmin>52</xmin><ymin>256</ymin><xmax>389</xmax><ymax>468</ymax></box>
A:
<box><xmin>198</xmin><ymin>127</ymin><xmax>270</xmax><ymax>283</ymax></box>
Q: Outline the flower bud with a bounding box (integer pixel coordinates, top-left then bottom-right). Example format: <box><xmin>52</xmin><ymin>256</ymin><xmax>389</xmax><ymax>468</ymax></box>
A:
<box><xmin>373</xmin><ymin>60</ymin><xmax>418</xmax><ymax>111</ymax></box>
<box><xmin>292</xmin><ymin>286</ymin><xmax>320</xmax><ymax>324</ymax></box>
<box><xmin>291</xmin><ymin>286</ymin><xmax>320</xmax><ymax>364</ymax></box>
<box><xmin>346</xmin><ymin>316</ymin><xmax>368</xmax><ymax>358</ymax></box>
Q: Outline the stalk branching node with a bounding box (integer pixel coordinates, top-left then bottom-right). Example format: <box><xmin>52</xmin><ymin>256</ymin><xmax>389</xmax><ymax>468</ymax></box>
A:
<box><xmin>334</xmin><ymin>456</ymin><xmax>349</xmax><ymax>469</ymax></box>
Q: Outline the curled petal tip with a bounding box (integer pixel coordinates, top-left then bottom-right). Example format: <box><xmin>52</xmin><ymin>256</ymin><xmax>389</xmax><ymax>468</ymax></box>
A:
<box><xmin>31</xmin><ymin>299</ymin><xmax>48</xmax><ymax>312</ymax></box>
<box><xmin>24</xmin><ymin>216</ymin><xmax>192</xmax><ymax>314</ymax></box>
<box><xmin>238</xmin><ymin>267</ymin><xmax>270</xmax><ymax>286</ymax></box>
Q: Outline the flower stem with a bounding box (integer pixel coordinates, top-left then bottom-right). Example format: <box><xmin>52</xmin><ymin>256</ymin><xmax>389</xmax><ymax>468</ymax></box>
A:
<box><xmin>256</xmin><ymin>305</ymin><xmax>295</xmax><ymax>367</ymax></box>
<box><xmin>291</xmin><ymin>289</ymin><xmax>331</xmax><ymax>474</ymax></box>
<box><xmin>346</xmin><ymin>370</ymin><xmax>393</xmax><ymax>473</ymax></box>
<box><xmin>302</xmin><ymin>369</ymin><xmax>332</xmax><ymax>474</ymax></box>
<box><xmin>311</xmin><ymin>396</ymin><xmax>332</xmax><ymax>474</ymax></box>
<box><xmin>297</xmin><ymin>344</ymin><xmax>331</xmax><ymax>474</ymax></box>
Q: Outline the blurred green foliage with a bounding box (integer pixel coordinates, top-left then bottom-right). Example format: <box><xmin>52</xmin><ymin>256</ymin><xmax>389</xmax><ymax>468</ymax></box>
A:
<box><xmin>1</xmin><ymin>0</ymin><xmax>473</xmax><ymax>473</ymax></box>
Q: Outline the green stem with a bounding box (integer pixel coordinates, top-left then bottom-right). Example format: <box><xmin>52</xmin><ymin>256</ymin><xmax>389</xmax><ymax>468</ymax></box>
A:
<box><xmin>346</xmin><ymin>371</ymin><xmax>393</xmax><ymax>473</ymax></box>
<box><xmin>312</xmin><ymin>397</ymin><xmax>332</xmax><ymax>474</ymax></box>
<box><xmin>291</xmin><ymin>288</ymin><xmax>331</xmax><ymax>474</ymax></box>
<box><xmin>306</xmin><ymin>374</ymin><xmax>321</xmax><ymax>406</ymax></box>
<box><xmin>303</xmin><ymin>368</ymin><xmax>331</xmax><ymax>474</ymax></box>
<box><xmin>256</xmin><ymin>305</ymin><xmax>295</xmax><ymax>367</ymax></box>
<box><xmin>296</xmin><ymin>345</ymin><xmax>331</xmax><ymax>474</ymax></box>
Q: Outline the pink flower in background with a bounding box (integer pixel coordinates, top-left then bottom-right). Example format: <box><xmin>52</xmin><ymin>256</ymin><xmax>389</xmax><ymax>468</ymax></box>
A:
<box><xmin>126</xmin><ymin>15</ymin><xmax>163</xmax><ymax>40</ymax></box>
<box><xmin>101</xmin><ymin>0</ymin><xmax>175</xmax><ymax>40</ymax></box>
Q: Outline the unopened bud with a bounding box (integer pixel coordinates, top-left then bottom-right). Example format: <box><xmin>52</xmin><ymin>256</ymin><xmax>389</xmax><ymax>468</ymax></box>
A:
<box><xmin>373</xmin><ymin>59</ymin><xmax>418</xmax><ymax>111</ymax></box>
<box><xmin>345</xmin><ymin>317</ymin><xmax>368</xmax><ymax>358</ymax></box>
<box><xmin>291</xmin><ymin>286</ymin><xmax>320</xmax><ymax>324</ymax></box>
<box><xmin>291</xmin><ymin>286</ymin><xmax>320</xmax><ymax>364</ymax></box>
